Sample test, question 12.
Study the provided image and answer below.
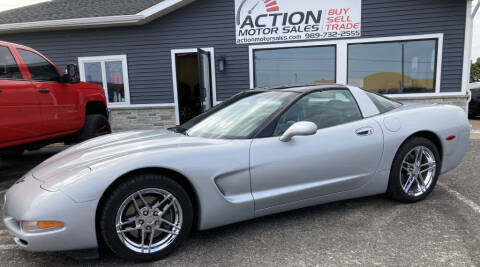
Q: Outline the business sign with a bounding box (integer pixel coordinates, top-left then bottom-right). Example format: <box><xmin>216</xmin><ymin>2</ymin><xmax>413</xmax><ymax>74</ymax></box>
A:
<box><xmin>235</xmin><ymin>0</ymin><xmax>361</xmax><ymax>44</ymax></box>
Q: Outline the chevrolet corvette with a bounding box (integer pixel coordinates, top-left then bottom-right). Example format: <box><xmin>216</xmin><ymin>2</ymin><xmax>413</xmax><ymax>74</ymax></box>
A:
<box><xmin>2</xmin><ymin>84</ymin><xmax>469</xmax><ymax>261</ymax></box>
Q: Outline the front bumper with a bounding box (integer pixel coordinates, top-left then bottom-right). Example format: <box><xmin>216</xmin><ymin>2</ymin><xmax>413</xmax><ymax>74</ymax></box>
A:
<box><xmin>2</xmin><ymin>176</ymin><xmax>99</xmax><ymax>252</ymax></box>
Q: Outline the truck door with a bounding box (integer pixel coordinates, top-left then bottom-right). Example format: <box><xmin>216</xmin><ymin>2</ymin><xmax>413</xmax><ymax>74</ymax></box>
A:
<box><xmin>16</xmin><ymin>48</ymin><xmax>81</xmax><ymax>135</ymax></box>
<box><xmin>0</xmin><ymin>45</ymin><xmax>43</xmax><ymax>145</ymax></box>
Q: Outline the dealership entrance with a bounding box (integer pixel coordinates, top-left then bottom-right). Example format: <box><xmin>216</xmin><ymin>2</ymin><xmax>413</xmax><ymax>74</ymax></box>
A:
<box><xmin>171</xmin><ymin>48</ymin><xmax>216</xmax><ymax>124</ymax></box>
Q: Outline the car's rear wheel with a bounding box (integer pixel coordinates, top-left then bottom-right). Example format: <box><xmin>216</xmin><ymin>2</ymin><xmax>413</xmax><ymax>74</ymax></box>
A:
<box><xmin>387</xmin><ymin>137</ymin><xmax>441</xmax><ymax>203</ymax></box>
<box><xmin>99</xmin><ymin>173</ymin><xmax>193</xmax><ymax>262</ymax></box>
<box><xmin>77</xmin><ymin>114</ymin><xmax>111</xmax><ymax>142</ymax></box>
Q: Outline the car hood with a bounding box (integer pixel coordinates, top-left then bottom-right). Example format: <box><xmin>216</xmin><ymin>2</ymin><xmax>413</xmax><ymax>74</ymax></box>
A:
<box><xmin>32</xmin><ymin>130</ymin><xmax>226</xmax><ymax>182</ymax></box>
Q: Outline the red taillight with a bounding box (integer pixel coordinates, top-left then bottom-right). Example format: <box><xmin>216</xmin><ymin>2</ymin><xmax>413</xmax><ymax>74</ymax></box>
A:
<box><xmin>446</xmin><ymin>135</ymin><xmax>456</xmax><ymax>141</ymax></box>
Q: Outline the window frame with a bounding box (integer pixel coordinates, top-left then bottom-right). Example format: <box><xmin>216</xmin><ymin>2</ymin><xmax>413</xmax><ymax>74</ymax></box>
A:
<box><xmin>249</xmin><ymin>33</ymin><xmax>449</xmax><ymax>98</ymax></box>
<box><xmin>252</xmin><ymin>44</ymin><xmax>337</xmax><ymax>88</ymax></box>
<box><xmin>346</xmin><ymin>38</ymin><xmax>439</xmax><ymax>95</ymax></box>
<box><xmin>78</xmin><ymin>54</ymin><xmax>131</xmax><ymax>106</ymax></box>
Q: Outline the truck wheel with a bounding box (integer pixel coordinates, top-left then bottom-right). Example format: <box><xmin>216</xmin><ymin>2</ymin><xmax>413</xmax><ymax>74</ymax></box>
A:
<box><xmin>77</xmin><ymin>114</ymin><xmax>111</xmax><ymax>142</ymax></box>
<box><xmin>0</xmin><ymin>147</ymin><xmax>25</xmax><ymax>160</ymax></box>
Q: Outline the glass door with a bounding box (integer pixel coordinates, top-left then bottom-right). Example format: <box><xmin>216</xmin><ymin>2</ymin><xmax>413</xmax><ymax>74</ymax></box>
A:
<box><xmin>197</xmin><ymin>49</ymin><xmax>213</xmax><ymax>112</ymax></box>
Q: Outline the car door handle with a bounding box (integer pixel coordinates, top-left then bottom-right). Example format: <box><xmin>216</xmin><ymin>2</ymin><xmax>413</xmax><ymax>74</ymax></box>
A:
<box><xmin>0</xmin><ymin>89</ymin><xmax>2</xmax><ymax>94</ymax></box>
<box><xmin>355</xmin><ymin>127</ymin><xmax>374</xmax><ymax>136</ymax></box>
<box><xmin>38</xmin><ymin>88</ymin><xmax>50</xmax><ymax>93</ymax></box>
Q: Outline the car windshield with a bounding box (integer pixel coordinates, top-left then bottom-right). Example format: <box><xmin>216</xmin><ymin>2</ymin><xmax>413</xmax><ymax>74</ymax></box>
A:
<box><xmin>179</xmin><ymin>91</ymin><xmax>297</xmax><ymax>139</ymax></box>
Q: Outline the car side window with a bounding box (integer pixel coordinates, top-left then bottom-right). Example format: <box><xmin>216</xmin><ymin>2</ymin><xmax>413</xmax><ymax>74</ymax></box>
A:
<box><xmin>0</xmin><ymin>46</ymin><xmax>22</xmax><ymax>80</ymax></box>
<box><xmin>365</xmin><ymin>91</ymin><xmax>402</xmax><ymax>113</ymax></box>
<box><xmin>274</xmin><ymin>90</ymin><xmax>363</xmax><ymax>136</ymax></box>
<box><xmin>18</xmin><ymin>49</ymin><xmax>61</xmax><ymax>82</ymax></box>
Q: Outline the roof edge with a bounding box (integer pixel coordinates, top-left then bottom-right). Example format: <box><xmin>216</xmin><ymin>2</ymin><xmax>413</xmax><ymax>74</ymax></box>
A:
<box><xmin>0</xmin><ymin>0</ymin><xmax>195</xmax><ymax>34</ymax></box>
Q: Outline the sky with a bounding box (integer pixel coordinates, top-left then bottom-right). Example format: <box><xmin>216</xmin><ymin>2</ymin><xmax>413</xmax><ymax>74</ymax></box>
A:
<box><xmin>0</xmin><ymin>0</ymin><xmax>479</xmax><ymax>61</ymax></box>
<box><xmin>0</xmin><ymin>0</ymin><xmax>50</xmax><ymax>12</ymax></box>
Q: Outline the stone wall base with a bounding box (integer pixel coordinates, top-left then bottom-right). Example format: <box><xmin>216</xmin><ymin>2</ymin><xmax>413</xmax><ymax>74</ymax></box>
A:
<box><xmin>109</xmin><ymin>106</ymin><xmax>176</xmax><ymax>132</ymax></box>
<box><xmin>109</xmin><ymin>95</ymin><xmax>469</xmax><ymax>132</ymax></box>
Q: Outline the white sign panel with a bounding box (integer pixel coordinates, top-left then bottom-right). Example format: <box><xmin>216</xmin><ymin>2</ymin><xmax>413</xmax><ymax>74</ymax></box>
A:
<box><xmin>235</xmin><ymin>0</ymin><xmax>361</xmax><ymax>44</ymax></box>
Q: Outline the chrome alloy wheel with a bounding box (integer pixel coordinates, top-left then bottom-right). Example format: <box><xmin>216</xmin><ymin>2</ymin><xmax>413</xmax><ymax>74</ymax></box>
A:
<box><xmin>400</xmin><ymin>146</ymin><xmax>437</xmax><ymax>197</ymax></box>
<box><xmin>115</xmin><ymin>188</ymin><xmax>183</xmax><ymax>254</ymax></box>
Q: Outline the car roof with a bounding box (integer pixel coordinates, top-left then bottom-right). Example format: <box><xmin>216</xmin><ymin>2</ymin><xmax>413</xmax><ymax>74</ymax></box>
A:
<box><xmin>251</xmin><ymin>84</ymin><xmax>349</xmax><ymax>94</ymax></box>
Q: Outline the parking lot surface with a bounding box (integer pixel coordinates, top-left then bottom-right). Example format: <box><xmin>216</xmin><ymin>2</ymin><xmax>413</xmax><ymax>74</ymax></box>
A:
<box><xmin>1</xmin><ymin>142</ymin><xmax>480</xmax><ymax>266</ymax></box>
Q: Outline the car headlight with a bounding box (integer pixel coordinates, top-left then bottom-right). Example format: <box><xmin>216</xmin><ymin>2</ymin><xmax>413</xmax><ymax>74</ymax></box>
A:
<box><xmin>20</xmin><ymin>221</ymin><xmax>64</xmax><ymax>232</ymax></box>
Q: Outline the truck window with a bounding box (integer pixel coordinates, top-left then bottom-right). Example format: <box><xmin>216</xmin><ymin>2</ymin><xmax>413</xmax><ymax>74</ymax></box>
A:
<box><xmin>0</xmin><ymin>46</ymin><xmax>22</xmax><ymax>80</ymax></box>
<box><xmin>18</xmin><ymin>49</ymin><xmax>61</xmax><ymax>82</ymax></box>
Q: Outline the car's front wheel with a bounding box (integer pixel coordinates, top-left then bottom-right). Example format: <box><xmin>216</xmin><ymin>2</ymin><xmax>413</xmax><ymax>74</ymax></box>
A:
<box><xmin>387</xmin><ymin>137</ymin><xmax>441</xmax><ymax>203</ymax></box>
<box><xmin>99</xmin><ymin>173</ymin><xmax>193</xmax><ymax>262</ymax></box>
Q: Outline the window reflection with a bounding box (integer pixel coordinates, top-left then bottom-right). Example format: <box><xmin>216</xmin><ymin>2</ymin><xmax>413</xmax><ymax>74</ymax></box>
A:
<box><xmin>274</xmin><ymin>90</ymin><xmax>363</xmax><ymax>135</ymax></box>
<box><xmin>254</xmin><ymin>46</ymin><xmax>336</xmax><ymax>88</ymax></box>
<box><xmin>18</xmin><ymin>49</ymin><xmax>61</xmax><ymax>82</ymax></box>
<box><xmin>348</xmin><ymin>39</ymin><xmax>436</xmax><ymax>94</ymax></box>
<box><xmin>0</xmin><ymin>46</ymin><xmax>22</xmax><ymax>79</ymax></box>
<box><xmin>105</xmin><ymin>61</ymin><xmax>125</xmax><ymax>103</ymax></box>
<box><xmin>84</xmin><ymin>62</ymin><xmax>103</xmax><ymax>87</ymax></box>
<box><xmin>186</xmin><ymin>92</ymin><xmax>296</xmax><ymax>139</ymax></box>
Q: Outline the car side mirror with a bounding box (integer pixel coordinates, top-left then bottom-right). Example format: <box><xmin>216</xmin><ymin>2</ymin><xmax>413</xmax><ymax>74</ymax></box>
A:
<box><xmin>279</xmin><ymin>121</ymin><xmax>318</xmax><ymax>142</ymax></box>
<box><xmin>64</xmin><ymin>64</ymin><xmax>80</xmax><ymax>83</ymax></box>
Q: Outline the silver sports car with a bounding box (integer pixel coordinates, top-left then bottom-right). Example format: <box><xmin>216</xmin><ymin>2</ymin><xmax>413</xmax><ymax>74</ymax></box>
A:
<box><xmin>2</xmin><ymin>84</ymin><xmax>470</xmax><ymax>261</ymax></box>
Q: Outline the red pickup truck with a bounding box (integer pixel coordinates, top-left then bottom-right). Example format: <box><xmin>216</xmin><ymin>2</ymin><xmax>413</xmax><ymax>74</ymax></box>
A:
<box><xmin>0</xmin><ymin>41</ymin><xmax>110</xmax><ymax>158</ymax></box>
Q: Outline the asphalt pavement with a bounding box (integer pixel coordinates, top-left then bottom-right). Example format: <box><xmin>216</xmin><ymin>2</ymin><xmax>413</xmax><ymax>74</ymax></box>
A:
<box><xmin>0</xmin><ymin>142</ymin><xmax>480</xmax><ymax>266</ymax></box>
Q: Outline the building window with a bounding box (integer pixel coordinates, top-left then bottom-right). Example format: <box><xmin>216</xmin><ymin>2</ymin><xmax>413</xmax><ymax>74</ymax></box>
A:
<box><xmin>253</xmin><ymin>46</ymin><xmax>336</xmax><ymax>88</ymax></box>
<box><xmin>348</xmin><ymin>39</ymin><xmax>437</xmax><ymax>94</ymax></box>
<box><xmin>78</xmin><ymin>55</ymin><xmax>130</xmax><ymax>105</ymax></box>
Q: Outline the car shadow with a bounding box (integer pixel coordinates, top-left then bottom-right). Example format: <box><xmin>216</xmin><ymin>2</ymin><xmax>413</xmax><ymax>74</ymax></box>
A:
<box><xmin>7</xmin><ymin>194</ymin><xmax>403</xmax><ymax>265</ymax></box>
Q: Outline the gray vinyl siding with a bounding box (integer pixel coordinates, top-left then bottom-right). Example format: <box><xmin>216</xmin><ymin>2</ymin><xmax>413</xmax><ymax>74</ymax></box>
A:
<box><xmin>0</xmin><ymin>0</ymin><xmax>467</xmax><ymax>104</ymax></box>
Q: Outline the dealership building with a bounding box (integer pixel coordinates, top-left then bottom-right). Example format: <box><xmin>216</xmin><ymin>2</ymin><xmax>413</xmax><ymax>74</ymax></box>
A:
<box><xmin>0</xmin><ymin>0</ymin><xmax>476</xmax><ymax>131</ymax></box>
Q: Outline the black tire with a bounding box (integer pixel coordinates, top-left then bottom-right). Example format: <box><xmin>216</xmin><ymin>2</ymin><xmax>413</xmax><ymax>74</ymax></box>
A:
<box><xmin>387</xmin><ymin>137</ymin><xmax>441</xmax><ymax>203</ymax></box>
<box><xmin>77</xmin><ymin>114</ymin><xmax>111</xmax><ymax>142</ymax></box>
<box><xmin>0</xmin><ymin>147</ymin><xmax>24</xmax><ymax>160</ymax></box>
<box><xmin>99</xmin><ymin>173</ymin><xmax>193</xmax><ymax>262</ymax></box>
